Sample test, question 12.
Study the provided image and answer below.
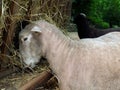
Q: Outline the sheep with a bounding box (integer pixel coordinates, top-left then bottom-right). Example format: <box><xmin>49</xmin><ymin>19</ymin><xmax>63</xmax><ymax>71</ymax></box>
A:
<box><xmin>73</xmin><ymin>13</ymin><xmax>120</xmax><ymax>39</ymax></box>
<box><xmin>19</xmin><ymin>20</ymin><xmax>120</xmax><ymax>90</ymax></box>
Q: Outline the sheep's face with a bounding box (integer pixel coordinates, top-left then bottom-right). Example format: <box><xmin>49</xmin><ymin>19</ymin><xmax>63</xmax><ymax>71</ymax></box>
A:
<box><xmin>19</xmin><ymin>25</ymin><xmax>42</xmax><ymax>68</ymax></box>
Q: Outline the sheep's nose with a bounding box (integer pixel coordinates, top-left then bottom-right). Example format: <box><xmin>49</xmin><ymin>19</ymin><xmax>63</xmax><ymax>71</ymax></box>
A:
<box><xmin>23</xmin><ymin>66</ymin><xmax>35</xmax><ymax>72</ymax></box>
<box><xmin>26</xmin><ymin>63</ymin><xmax>35</xmax><ymax>68</ymax></box>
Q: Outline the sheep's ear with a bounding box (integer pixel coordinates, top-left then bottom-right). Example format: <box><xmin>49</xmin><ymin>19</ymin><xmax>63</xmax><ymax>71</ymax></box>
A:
<box><xmin>31</xmin><ymin>26</ymin><xmax>41</xmax><ymax>33</ymax></box>
<box><xmin>80</xmin><ymin>13</ymin><xmax>86</xmax><ymax>17</ymax></box>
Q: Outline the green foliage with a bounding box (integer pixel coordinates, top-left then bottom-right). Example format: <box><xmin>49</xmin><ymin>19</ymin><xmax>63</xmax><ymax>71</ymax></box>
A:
<box><xmin>72</xmin><ymin>0</ymin><xmax>120</xmax><ymax>28</ymax></box>
<box><xmin>89</xmin><ymin>16</ymin><xmax>109</xmax><ymax>28</ymax></box>
<box><xmin>87</xmin><ymin>0</ymin><xmax>109</xmax><ymax>28</ymax></box>
<box><xmin>103</xmin><ymin>0</ymin><xmax>120</xmax><ymax>27</ymax></box>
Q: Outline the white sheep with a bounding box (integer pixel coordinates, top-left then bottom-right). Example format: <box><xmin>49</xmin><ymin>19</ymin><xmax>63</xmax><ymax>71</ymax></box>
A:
<box><xmin>19</xmin><ymin>20</ymin><xmax>120</xmax><ymax>90</ymax></box>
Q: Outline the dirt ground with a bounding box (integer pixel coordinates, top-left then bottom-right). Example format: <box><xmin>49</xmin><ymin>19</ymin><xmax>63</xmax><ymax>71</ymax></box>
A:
<box><xmin>0</xmin><ymin>32</ymin><xmax>79</xmax><ymax>90</ymax></box>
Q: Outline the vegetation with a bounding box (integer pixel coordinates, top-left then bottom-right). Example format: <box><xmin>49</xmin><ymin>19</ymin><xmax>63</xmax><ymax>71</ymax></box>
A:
<box><xmin>72</xmin><ymin>0</ymin><xmax>120</xmax><ymax>28</ymax></box>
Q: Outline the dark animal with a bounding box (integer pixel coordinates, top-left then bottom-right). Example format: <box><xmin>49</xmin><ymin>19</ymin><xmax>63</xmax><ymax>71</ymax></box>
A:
<box><xmin>19</xmin><ymin>20</ymin><xmax>120</xmax><ymax>90</ymax></box>
<box><xmin>74</xmin><ymin>13</ymin><xmax>120</xmax><ymax>39</ymax></box>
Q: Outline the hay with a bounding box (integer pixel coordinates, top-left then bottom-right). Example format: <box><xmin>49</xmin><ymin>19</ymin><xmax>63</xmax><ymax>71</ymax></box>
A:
<box><xmin>0</xmin><ymin>0</ymin><xmax>71</xmax><ymax>89</ymax></box>
<box><xmin>0</xmin><ymin>0</ymin><xmax>72</xmax><ymax>68</ymax></box>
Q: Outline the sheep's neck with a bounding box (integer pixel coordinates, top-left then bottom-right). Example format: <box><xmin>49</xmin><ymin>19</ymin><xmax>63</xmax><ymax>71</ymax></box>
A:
<box><xmin>43</xmin><ymin>30</ymin><xmax>73</xmax><ymax>77</ymax></box>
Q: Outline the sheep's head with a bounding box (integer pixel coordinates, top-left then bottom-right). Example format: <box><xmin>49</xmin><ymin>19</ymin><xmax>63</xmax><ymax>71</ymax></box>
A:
<box><xmin>73</xmin><ymin>13</ymin><xmax>87</xmax><ymax>24</ymax></box>
<box><xmin>19</xmin><ymin>24</ymin><xmax>42</xmax><ymax>68</ymax></box>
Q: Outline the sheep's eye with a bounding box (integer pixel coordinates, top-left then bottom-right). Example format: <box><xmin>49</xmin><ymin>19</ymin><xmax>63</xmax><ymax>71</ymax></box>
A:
<box><xmin>32</xmin><ymin>31</ymin><xmax>40</xmax><ymax>36</ymax></box>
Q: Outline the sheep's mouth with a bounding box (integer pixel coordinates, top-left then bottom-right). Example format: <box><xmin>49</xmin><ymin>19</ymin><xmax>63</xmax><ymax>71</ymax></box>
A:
<box><xmin>23</xmin><ymin>65</ymin><xmax>35</xmax><ymax>73</ymax></box>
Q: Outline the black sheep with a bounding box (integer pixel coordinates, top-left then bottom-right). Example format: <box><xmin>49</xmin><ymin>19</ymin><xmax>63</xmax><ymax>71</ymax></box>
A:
<box><xmin>73</xmin><ymin>13</ymin><xmax>120</xmax><ymax>39</ymax></box>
